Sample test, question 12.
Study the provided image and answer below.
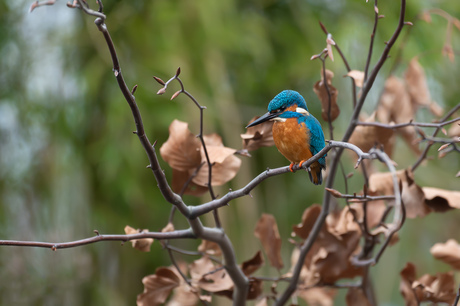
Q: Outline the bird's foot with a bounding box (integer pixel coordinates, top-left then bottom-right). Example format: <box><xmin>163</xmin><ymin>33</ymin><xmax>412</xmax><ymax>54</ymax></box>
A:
<box><xmin>298</xmin><ymin>160</ymin><xmax>307</xmax><ymax>170</ymax></box>
<box><xmin>289</xmin><ymin>163</ymin><xmax>296</xmax><ymax>172</ymax></box>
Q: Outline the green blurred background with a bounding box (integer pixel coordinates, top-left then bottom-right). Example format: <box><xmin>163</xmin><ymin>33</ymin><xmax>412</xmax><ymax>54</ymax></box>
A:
<box><xmin>0</xmin><ymin>0</ymin><xmax>459</xmax><ymax>305</ymax></box>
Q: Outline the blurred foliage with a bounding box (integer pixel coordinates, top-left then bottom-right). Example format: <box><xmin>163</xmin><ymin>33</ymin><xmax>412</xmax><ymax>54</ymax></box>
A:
<box><xmin>0</xmin><ymin>0</ymin><xmax>459</xmax><ymax>305</ymax></box>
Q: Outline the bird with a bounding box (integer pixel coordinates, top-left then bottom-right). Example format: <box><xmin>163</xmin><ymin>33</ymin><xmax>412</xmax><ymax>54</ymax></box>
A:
<box><xmin>246</xmin><ymin>90</ymin><xmax>326</xmax><ymax>185</ymax></box>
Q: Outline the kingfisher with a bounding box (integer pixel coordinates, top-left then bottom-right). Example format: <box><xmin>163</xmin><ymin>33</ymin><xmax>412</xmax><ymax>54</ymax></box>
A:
<box><xmin>246</xmin><ymin>90</ymin><xmax>326</xmax><ymax>185</ymax></box>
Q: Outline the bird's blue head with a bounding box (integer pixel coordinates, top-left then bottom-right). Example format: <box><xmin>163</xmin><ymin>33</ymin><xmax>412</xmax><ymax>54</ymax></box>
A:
<box><xmin>267</xmin><ymin>90</ymin><xmax>309</xmax><ymax>113</ymax></box>
<box><xmin>246</xmin><ymin>90</ymin><xmax>309</xmax><ymax>128</ymax></box>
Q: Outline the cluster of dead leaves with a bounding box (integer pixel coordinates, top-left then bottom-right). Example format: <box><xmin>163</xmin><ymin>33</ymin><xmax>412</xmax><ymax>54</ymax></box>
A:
<box><xmin>136</xmin><ymin>214</ymin><xmax>285</xmax><ymax>305</ymax></box>
<box><xmin>366</xmin><ymin>170</ymin><xmax>460</xmax><ymax>304</ymax></box>
<box><xmin>137</xmin><ymin>251</ymin><xmax>266</xmax><ymax>306</ymax></box>
<box><xmin>369</xmin><ymin>169</ymin><xmax>460</xmax><ymax>219</ymax></box>
<box><xmin>349</xmin><ymin>57</ymin><xmax>444</xmax><ymax>157</ymax></box>
<box><xmin>160</xmin><ymin>120</ymin><xmax>241</xmax><ymax>196</ymax></box>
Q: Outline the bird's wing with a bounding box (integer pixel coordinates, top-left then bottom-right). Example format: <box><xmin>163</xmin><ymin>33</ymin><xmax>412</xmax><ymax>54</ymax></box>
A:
<box><xmin>306</xmin><ymin>116</ymin><xmax>326</xmax><ymax>168</ymax></box>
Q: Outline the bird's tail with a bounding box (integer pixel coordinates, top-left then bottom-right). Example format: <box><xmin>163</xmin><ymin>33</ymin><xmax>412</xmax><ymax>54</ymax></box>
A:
<box><xmin>308</xmin><ymin>162</ymin><xmax>323</xmax><ymax>185</ymax></box>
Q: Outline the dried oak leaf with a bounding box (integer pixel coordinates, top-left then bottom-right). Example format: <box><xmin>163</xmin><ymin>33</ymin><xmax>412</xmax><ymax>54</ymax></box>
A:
<box><xmin>345</xmin><ymin>288</ymin><xmax>371</xmax><ymax>306</ymax></box>
<box><xmin>423</xmin><ymin>187</ymin><xmax>460</xmax><ymax>211</ymax></box>
<box><xmin>192</xmin><ymin>134</ymin><xmax>242</xmax><ymax>187</ymax></box>
<box><xmin>400</xmin><ymin>262</ymin><xmax>456</xmax><ymax>305</ymax></box>
<box><xmin>160</xmin><ymin>120</ymin><xmax>201</xmax><ymax>171</ymax></box>
<box><xmin>197</xmin><ymin>239</ymin><xmax>222</xmax><ymax>256</ymax></box>
<box><xmin>161</xmin><ymin>222</ymin><xmax>175</xmax><ymax>233</ymax></box>
<box><xmin>349</xmin><ymin>112</ymin><xmax>395</xmax><ymax>157</ymax></box>
<box><xmin>290</xmin><ymin>205</ymin><xmax>363</xmax><ymax>286</ymax></box>
<box><xmin>167</xmin><ymin>263</ymin><xmax>200</xmax><ymax>306</ymax></box>
<box><xmin>377</xmin><ymin>76</ymin><xmax>421</xmax><ymax>155</ymax></box>
<box><xmin>447</xmin><ymin>122</ymin><xmax>460</xmax><ymax>138</ymax></box>
<box><xmin>297</xmin><ymin>287</ymin><xmax>337</xmax><ymax>306</ymax></box>
<box><xmin>171</xmin><ymin>168</ymin><xmax>208</xmax><ymax>196</ymax></box>
<box><xmin>292</xmin><ymin>204</ymin><xmax>322</xmax><ymax>239</ymax></box>
<box><xmin>124</xmin><ymin>225</ymin><xmax>154</xmax><ymax>252</ymax></box>
<box><xmin>241</xmin><ymin>250</ymin><xmax>264</xmax><ymax>276</ymax></box>
<box><xmin>404</xmin><ymin>57</ymin><xmax>431</xmax><ymax>107</ymax></box>
<box><xmin>345</xmin><ymin>70</ymin><xmax>365</xmax><ymax>88</ymax></box>
<box><xmin>254</xmin><ymin>213</ymin><xmax>284</xmax><ymax>270</ymax></box>
<box><xmin>137</xmin><ymin>267</ymin><xmax>181</xmax><ymax>306</ymax></box>
<box><xmin>190</xmin><ymin>256</ymin><xmax>233</xmax><ymax>293</ymax></box>
<box><xmin>241</xmin><ymin>116</ymin><xmax>275</xmax><ymax>151</ymax></box>
<box><xmin>190</xmin><ymin>255</ymin><xmax>262</xmax><ymax>300</ymax></box>
<box><xmin>166</xmin><ymin>284</ymin><xmax>199</xmax><ymax>306</ymax></box>
<box><xmin>313</xmin><ymin>69</ymin><xmax>340</xmax><ymax>122</ymax></box>
<box><xmin>431</xmin><ymin>239</ymin><xmax>460</xmax><ymax>270</ymax></box>
<box><xmin>369</xmin><ymin>169</ymin><xmax>431</xmax><ymax>219</ymax></box>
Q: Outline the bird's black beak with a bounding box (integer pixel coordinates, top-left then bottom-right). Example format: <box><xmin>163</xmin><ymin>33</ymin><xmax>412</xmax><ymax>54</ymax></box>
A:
<box><xmin>246</xmin><ymin>111</ymin><xmax>280</xmax><ymax>128</ymax></box>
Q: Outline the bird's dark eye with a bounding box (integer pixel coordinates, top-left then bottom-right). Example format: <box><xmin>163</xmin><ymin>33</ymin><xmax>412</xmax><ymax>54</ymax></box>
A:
<box><xmin>271</xmin><ymin>106</ymin><xmax>286</xmax><ymax>114</ymax></box>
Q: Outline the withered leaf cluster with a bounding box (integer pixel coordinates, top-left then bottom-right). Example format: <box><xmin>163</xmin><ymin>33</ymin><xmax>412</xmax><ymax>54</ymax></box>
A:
<box><xmin>369</xmin><ymin>169</ymin><xmax>460</xmax><ymax>218</ymax></box>
<box><xmin>137</xmin><ymin>245</ymin><xmax>266</xmax><ymax>305</ymax></box>
<box><xmin>160</xmin><ymin>120</ymin><xmax>241</xmax><ymax>196</ymax></box>
<box><xmin>350</xmin><ymin>57</ymin><xmax>444</xmax><ymax>157</ymax></box>
<box><xmin>400</xmin><ymin>262</ymin><xmax>456</xmax><ymax>305</ymax></box>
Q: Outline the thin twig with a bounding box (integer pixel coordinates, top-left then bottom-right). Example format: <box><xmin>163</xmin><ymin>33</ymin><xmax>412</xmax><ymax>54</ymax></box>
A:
<box><xmin>412</xmin><ymin>104</ymin><xmax>460</xmax><ymax>171</ymax></box>
<box><xmin>0</xmin><ymin>229</ymin><xmax>195</xmax><ymax>249</ymax></box>
<box><xmin>364</xmin><ymin>0</ymin><xmax>379</xmax><ymax>83</ymax></box>
<box><xmin>319</xmin><ymin>22</ymin><xmax>358</xmax><ymax>108</ymax></box>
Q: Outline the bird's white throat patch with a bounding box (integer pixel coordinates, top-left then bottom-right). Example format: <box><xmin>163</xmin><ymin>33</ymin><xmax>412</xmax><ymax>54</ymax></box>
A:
<box><xmin>271</xmin><ymin>117</ymin><xmax>287</xmax><ymax>122</ymax></box>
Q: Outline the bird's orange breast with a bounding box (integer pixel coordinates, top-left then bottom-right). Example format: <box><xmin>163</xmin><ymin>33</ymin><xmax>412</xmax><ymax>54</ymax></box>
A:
<box><xmin>272</xmin><ymin>118</ymin><xmax>312</xmax><ymax>163</ymax></box>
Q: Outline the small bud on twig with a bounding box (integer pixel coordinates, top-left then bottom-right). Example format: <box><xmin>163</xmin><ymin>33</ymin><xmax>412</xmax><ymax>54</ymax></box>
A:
<box><xmin>157</xmin><ymin>87</ymin><xmax>166</xmax><ymax>95</ymax></box>
<box><xmin>131</xmin><ymin>84</ymin><xmax>138</xmax><ymax>95</ymax></box>
<box><xmin>171</xmin><ymin>90</ymin><xmax>181</xmax><ymax>100</ymax></box>
<box><xmin>175</xmin><ymin>67</ymin><xmax>181</xmax><ymax>77</ymax></box>
<box><xmin>153</xmin><ymin>76</ymin><xmax>165</xmax><ymax>86</ymax></box>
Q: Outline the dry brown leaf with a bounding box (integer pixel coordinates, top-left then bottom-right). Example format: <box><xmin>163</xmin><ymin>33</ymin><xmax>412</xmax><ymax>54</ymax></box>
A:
<box><xmin>377</xmin><ymin>76</ymin><xmax>421</xmax><ymax>155</ymax></box>
<box><xmin>400</xmin><ymin>262</ymin><xmax>418</xmax><ymax>306</ymax></box>
<box><xmin>160</xmin><ymin>120</ymin><xmax>201</xmax><ymax>171</ymax></box>
<box><xmin>192</xmin><ymin>144</ymin><xmax>241</xmax><ymax>187</ymax></box>
<box><xmin>124</xmin><ymin>225</ymin><xmax>154</xmax><ymax>252</ymax></box>
<box><xmin>241</xmin><ymin>250</ymin><xmax>264</xmax><ymax>276</ymax></box>
<box><xmin>198</xmin><ymin>240</ymin><xmax>222</xmax><ymax>256</ymax></box>
<box><xmin>346</xmin><ymin>288</ymin><xmax>371</xmax><ymax>306</ymax></box>
<box><xmin>297</xmin><ymin>287</ymin><xmax>337</xmax><ymax>306</ymax></box>
<box><xmin>166</xmin><ymin>284</ymin><xmax>199</xmax><ymax>306</ymax></box>
<box><xmin>290</xmin><ymin>206</ymin><xmax>363</xmax><ymax>286</ymax></box>
<box><xmin>423</xmin><ymin>187</ymin><xmax>460</xmax><ymax>211</ymax></box>
<box><xmin>309</xmin><ymin>230</ymin><xmax>363</xmax><ymax>284</ymax></box>
<box><xmin>400</xmin><ymin>262</ymin><xmax>456</xmax><ymax>305</ymax></box>
<box><xmin>404</xmin><ymin>57</ymin><xmax>431</xmax><ymax>107</ymax></box>
<box><xmin>171</xmin><ymin>169</ymin><xmax>208</xmax><ymax>196</ymax></box>
<box><xmin>345</xmin><ymin>70</ymin><xmax>365</xmax><ymax>88</ymax></box>
<box><xmin>167</xmin><ymin>263</ymin><xmax>200</xmax><ymax>306</ymax></box>
<box><xmin>349</xmin><ymin>112</ymin><xmax>395</xmax><ymax>156</ymax></box>
<box><xmin>162</xmin><ymin>222</ymin><xmax>175</xmax><ymax>233</ymax></box>
<box><xmin>137</xmin><ymin>267</ymin><xmax>181</xmax><ymax>306</ymax></box>
<box><xmin>369</xmin><ymin>169</ymin><xmax>431</xmax><ymax>219</ymax></box>
<box><xmin>447</xmin><ymin>122</ymin><xmax>460</xmax><ymax>137</ymax></box>
<box><xmin>254</xmin><ymin>214</ymin><xmax>284</xmax><ymax>270</ymax></box>
<box><xmin>292</xmin><ymin>204</ymin><xmax>322</xmax><ymax>239</ymax></box>
<box><xmin>313</xmin><ymin>69</ymin><xmax>340</xmax><ymax>122</ymax></box>
<box><xmin>241</xmin><ymin>116</ymin><xmax>275</xmax><ymax>151</ymax></box>
<box><xmin>431</xmin><ymin>239</ymin><xmax>460</xmax><ymax>270</ymax></box>
<box><xmin>190</xmin><ymin>257</ymin><xmax>233</xmax><ymax>293</ymax></box>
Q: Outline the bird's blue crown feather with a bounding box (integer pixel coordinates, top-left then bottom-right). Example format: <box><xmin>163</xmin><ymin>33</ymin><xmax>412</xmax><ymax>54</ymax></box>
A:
<box><xmin>267</xmin><ymin>90</ymin><xmax>308</xmax><ymax>112</ymax></box>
